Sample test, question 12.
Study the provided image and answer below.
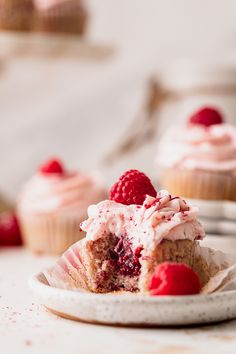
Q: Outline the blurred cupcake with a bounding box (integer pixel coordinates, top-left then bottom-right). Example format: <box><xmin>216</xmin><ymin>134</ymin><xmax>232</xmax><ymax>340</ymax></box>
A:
<box><xmin>33</xmin><ymin>0</ymin><xmax>88</xmax><ymax>35</ymax></box>
<box><xmin>0</xmin><ymin>0</ymin><xmax>34</xmax><ymax>31</ymax></box>
<box><xmin>17</xmin><ymin>157</ymin><xmax>106</xmax><ymax>255</ymax></box>
<box><xmin>156</xmin><ymin>107</ymin><xmax>236</xmax><ymax>201</ymax></box>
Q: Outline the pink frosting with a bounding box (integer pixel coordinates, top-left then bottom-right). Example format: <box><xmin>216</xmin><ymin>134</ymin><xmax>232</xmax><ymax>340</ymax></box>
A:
<box><xmin>157</xmin><ymin>123</ymin><xmax>236</xmax><ymax>173</ymax></box>
<box><xmin>18</xmin><ymin>172</ymin><xmax>106</xmax><ymax>216</ymax></box>
<box><xmin>81</xmin><ymin>190</ymin><xmax>205</xmax><ymax>249</ymax></box>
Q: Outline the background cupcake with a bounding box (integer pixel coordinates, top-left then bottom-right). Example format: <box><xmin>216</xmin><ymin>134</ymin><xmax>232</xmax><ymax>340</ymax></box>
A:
<box><xmin>33</xmin><ymin>0</ymin><xmax>88</xmax><ymax>35</ymax></box>
<box><xmin>0</xmin><ymin>0</ymin><xmax>34</xmax><ymax>31</ymax></box>
<box><xmin>156</xmin><ymin>107</ymin><xmax>236</xmax><ymax>201</ymax></box>
<box><xmin>17</xmin><ymin>157</ymin><xmax>106</xmax><ymax>255</ymax></box>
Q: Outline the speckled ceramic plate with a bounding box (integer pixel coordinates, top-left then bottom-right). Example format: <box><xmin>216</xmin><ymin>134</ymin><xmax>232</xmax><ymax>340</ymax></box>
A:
<box><xmin>29</xmin><ymin>272</ymin><xmax>236</xmax><ymax>327</ymax></box>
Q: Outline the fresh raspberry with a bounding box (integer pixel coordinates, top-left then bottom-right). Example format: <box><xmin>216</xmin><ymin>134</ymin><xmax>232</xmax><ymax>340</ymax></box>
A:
<box><xmin>109</xmin><ymin>169</ymin><xmax>157</xmax><ymax>205</ymax></box>
<box><xmin>39</xmin><ymin>158</ymin><xmax>64</xmax><ymax>174</ymax></box>
<box><xmin>189</xmin><ymin>107</ymin><xmax>224</xmax><ymax>127</ymax></box>
<box><xmin>149</xmin><ymin>262</ymin><xmax>201</xmax><ymax>296</ymax></box>
<box><xmin>0</xmin><ymin>213</ymin><xmax>22</xmax><ymax>246</ymax></box>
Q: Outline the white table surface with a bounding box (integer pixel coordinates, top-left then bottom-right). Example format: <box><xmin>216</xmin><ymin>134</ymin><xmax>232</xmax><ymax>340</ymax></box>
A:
<box><xmin>1</xmin><ymin>235</ymin><xmax>236</xmax><ymax>354</ymax></box>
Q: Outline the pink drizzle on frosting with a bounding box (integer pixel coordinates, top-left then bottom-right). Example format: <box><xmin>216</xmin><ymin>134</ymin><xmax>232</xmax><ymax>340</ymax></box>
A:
<box><xmin>81</xmin><ymin>190</ymin><xmax>205</xmax><ymax>249</ymax></box>
<box><xmin>157</xmin><ymin>123</ymin><xmax>236</xmax><ymax>172</ymax></box>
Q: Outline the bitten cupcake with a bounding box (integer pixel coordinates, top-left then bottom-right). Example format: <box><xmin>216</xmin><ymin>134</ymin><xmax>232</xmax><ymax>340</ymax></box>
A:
<box><xmin>33</xmin><ymin>0</ymin><xmax>88</xmax><ymax>35</ymax></box>
<box><xmin>17</xmin><ymin>158</ymin><xmax>106</xmax><ymax>255</ymax></box>
<box><xmin>156</xmin><ymin>107</ymin><xmax>236</xmax><ymax>201</ymax></box>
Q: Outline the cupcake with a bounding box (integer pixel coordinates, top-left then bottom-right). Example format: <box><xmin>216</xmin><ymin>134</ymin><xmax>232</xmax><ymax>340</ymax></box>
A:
<box><xmin>156</xmin><ymin>107</ymin><xmax>236</xmax><ymax>201</ymax></box>
<box><xmin>0</xmin><ymin>0</ymin><xmax>34</xmax><ymax>31</ymax></box>
<box><xmin>33</xmin><ymin>0</ymin><xmax>88</xmax><ymax>35</ymax></box>
<box><xmin>17</xmin><ymin>158</ymin><xmax>106</xmax><ymax>255</ymax></box>
<box><xmin>44</xmin><ymin>170</ymin><xmax>209</xmax><ymax>294</ymax></box>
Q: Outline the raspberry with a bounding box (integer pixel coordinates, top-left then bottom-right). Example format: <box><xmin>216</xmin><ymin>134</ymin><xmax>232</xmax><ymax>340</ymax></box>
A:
<box><xmin>39</xmin><ymin>158</ymin><xmax>64</xmax><ymax>174</ymax></box>
<box><xmin>189</xmin><ymin>107</ymin><xmax>224</xmax><ymax>127</ymax></box>
<box><xmin>109</xmin><ymin>169</ymin><xmax>157</xmax><ymax>205</ymax></box>
<box><xmin>149</xmin><ymin>262</ymin><xmax>201</xmax><ymax>296</ymax></box>
<box><xmin>0</xmin><ymin>213</ymin><xmax>22</xmax><ymax>246</ymax></box>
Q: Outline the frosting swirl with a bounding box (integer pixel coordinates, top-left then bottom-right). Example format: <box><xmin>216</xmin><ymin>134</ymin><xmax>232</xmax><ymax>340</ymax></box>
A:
<box><xmin>18</xmin><ymin>172</ymin><xmax>106</xmax><ymax>216</ymax></box>
<box><xmin>81</xmin><ymin>190</ymin><xmax>205</xmax><ymax>249</ymax></box>
<box><xmin>157</xmin><ymin>123</ymin><xmax>236</xmax><ymax>173</ymax></box>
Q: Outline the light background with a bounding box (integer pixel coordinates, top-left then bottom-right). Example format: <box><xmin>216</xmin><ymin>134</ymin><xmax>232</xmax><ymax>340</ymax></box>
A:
<box><xmin>1</xmin><ymin>0</ymin><xmax>236</xmax><ymax>199</ymax></box>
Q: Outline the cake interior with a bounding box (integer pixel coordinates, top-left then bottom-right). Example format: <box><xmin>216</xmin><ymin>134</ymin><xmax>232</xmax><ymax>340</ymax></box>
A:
<box><xmin>85</xmin><ymin>234</ymin><xmax>143</xmax><ymax>293</ymax></box>
<box><xmin>84</xmin><ymin>234</ymin><xmax>200</xmax><ymax>293</ymax></box>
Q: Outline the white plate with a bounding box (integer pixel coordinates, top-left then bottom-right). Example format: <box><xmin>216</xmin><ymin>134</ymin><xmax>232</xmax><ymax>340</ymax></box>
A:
<box><xmin>29</xmin><ymin>272</ymin><xmax>236</xmax><ymax>327</ymax></box>
<box><xmin>187</xmin><ymin>198</ymin><xmax>236</xmax><ymax>221</ymax></box>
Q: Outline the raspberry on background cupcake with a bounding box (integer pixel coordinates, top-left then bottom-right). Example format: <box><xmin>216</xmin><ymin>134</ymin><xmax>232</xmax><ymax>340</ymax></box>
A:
<box><xmin>33</xmin><ymin>0</ymin><xmax>88</xmax><ymax>35</ymax></box>
<box><xmin>156</xmin><ymin>107</ymin><xmax>236</xmax><ymax>201</ymax></box>
<box><xmin>0</xmin><ymin>0</ymin><xmax>34</xmax><ymax>31</ymax></box>
<box><xmin>17</xmin><ymin>157</ymin><xmax>106</xmax><ymax>255</ymax></box>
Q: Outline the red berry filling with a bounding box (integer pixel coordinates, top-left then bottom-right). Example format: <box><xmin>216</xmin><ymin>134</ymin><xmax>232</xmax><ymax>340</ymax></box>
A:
<box><xmin>0</xmin><ymin>213</ymin><xmax>22</xmax><ymax>246</ymax></box>
<box><xmin>110</xmin><ymin>237</ymin><xmax>143</xmax><ymax>277</ymax></box>
<box><xmin>149</xmin><ymin>262</ymin><xmax>201</xmax><ymax>296</ymax></box>
<box><xmin>39</xmin><ymin>158</ymin><xmax>64</xmax><ymax>175</ymax></box>
<box><xmin>189</xmin><ymin>107</ymin><xmax>224</xmax><ymax>127</ymax></box>
<box><xmin>109</xmin><ymin>169</ymin><xmax>157</xmax><ymax>205</ymax></box>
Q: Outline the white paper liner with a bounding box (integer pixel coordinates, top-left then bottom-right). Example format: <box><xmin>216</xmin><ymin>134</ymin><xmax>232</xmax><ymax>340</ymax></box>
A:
<box><xmin>195</xmin><ymin>245</ymin><xmax>236</xmax><ymax>294</ymax></box>
<box><xmin>44</xmin><ymin>241</ymin><xmax>236</xmax><ymax>295</ymax></box>
<box><xmin>44</xmin><ymin>239</ymin><xmax>89</xmax><ymax>291</ymax></box>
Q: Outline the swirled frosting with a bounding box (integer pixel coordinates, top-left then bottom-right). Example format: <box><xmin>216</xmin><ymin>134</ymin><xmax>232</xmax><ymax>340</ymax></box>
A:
<box><xmin>157</xmin><ymin>123</ymin><xmax>236</xmax><ymax>173</ymax></box>
<box><xmin>18</xmin><ymin>172</ymin><xmax>106</xmax><ymax>216</ymax></box>
<box><xmin>81</xmin><ymin>190</ymin><xmax>205</xmax><ymax>249</ymax></box>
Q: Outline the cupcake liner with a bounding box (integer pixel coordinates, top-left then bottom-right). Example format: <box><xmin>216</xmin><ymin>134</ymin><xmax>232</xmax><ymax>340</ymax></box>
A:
<box><xmin>160</xmin><ymin>168</ymin><xmax>236</xmax><ymax>201</ymax></box>
<box><xmin>44</xmin><ymin>239</ymin><xmax>236</xmax><ymax>295</ymax></box>
<box><xmin>18</xmin><ymin>213</ymin><xmax>86</xmax><ymax>255</ymax></box>
<box><xmin>193</xmin><ymin>245</ymin><xmax>236</xmax><ymax>294</ymax></box>
<box><xmin>44</xmin><ymin>239</ymin><xmax>89</xmax><ymax>290</ymax></box>
<box><xmin>33</xmin><ymin>0</ymin><xmax>88</xmax><ymax>35</ymax></box>
<box><xmin>0</xmin><ymin>0</ymin><xmax>87</xmax><ymax>34</ymax></box>
<box><xmin>0</xmin><ymin>0</ymin><xmax>34</xmax><ymax>31</ymax></box>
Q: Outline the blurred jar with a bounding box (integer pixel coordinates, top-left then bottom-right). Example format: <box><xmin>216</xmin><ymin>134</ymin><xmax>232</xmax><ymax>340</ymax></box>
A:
<box><xmin>154</xmin><ymin>60</ymin><xmax>236</xmax><ymax>135</ymax></box>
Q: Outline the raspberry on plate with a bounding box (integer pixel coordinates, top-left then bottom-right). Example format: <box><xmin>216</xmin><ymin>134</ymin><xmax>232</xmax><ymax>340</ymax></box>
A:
<box><xmin>39</xmin><ymin>158</ymin><xmax>64</xmax><ymax>174</ymax></box>
<box><xmin>189</xmin><ymin>107</ymin><xmax>224</xmax><ymax>127</ymax></box>
<box><xmin>109</xmin><ymin>169</ymin><xmax>157</xmax><ymax>205</ymax></box>
<box><xmin>0</xmin><ymin>213</ymin><xmax>22</xmax><ymax>246</ymax></box>
<box><xmin>149</xmin><ymin>262</ymin><xmax>201</xmax><ymax>296</ymax></box>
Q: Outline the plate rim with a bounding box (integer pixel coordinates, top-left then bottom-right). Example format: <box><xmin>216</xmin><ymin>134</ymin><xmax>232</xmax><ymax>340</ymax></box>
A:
<box><xmin>29</xmin><ymin>272</ymin><xmax>236</xmax><ymax>304</ymax></box>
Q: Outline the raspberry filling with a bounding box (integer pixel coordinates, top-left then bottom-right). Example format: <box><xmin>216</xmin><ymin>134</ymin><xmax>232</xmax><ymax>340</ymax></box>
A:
<box><xmin>93</xmin><ymin>234</ymin><xmax>143</xmax><ymax>292</ymax></box>
<box><xmin>110</xmin><ymin>237</ymin><xmax>142</xmax><ymax>277</ymax></box>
